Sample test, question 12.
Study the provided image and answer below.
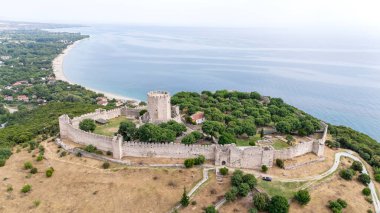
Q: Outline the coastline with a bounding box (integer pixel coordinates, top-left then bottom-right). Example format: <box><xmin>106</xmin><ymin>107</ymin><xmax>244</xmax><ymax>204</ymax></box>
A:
<box><xmin>52</xmin><ymin>39</ymin><xmax>139</xmax><ymax>102</ymax></box>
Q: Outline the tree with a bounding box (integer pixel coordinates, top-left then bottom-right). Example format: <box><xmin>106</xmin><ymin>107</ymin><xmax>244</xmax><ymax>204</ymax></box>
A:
<box><xmin>225</xmin><ymin>189</ymin><xmax>237</xmax><ymax>202</ymax></box>
<box><xmin>351</xmin><ymin>161</ymin><xmax>363</xmax><ymax>172</ymax></box>
<box><xmin>219</xmin><ymin>167</ymin><xmax>229</xmax><ymax>175</ymax></box>
<box><xmin>275</xmin><ymin>121</ymin><xmax>292</xmax><ymax>134</ymax></box>
<box><xmin>184</xmin><ymin>159</ymin><xmax>195</xmax><ymax>168</ymax></box>
<box><xmin>204</xmin><ymin>205</ymin><xmax>218</xmax><ymax>213</ymax></box>
<box><xmin>375</xmin><ymin>174</ymin><xmax>380</xmax><ymax>182</ymax></box>
<box><xmin>276</xmin><ymin>159</ymin><xmax>284</xmax><ymax>169</ymax></box>
<box><xmin>238</xmin><ymin>183</ymin><xmax>250</xmax><ymax>197</ymax></box>
<box><xmin>231</xmin><ymin>170</ymin><xmax>243</xmax><ymax>186</ymax></box>
<box><xmin>118</xmin><ymin>121</ymin><xmax>137</xmax><ymax>141</ymax></box>
<box><xmin>262</xmin><ymin>165</ymin><xmax>268</xmax><ymax>173</ymax></box>
<box><xmin>358</xmin><ymin>174</ymin><xmax>371</xmax><ymax>185</ymax></box>
<box><xmin>218</xmin><ymin>132</ymin><xmax>236</xmax><ymax>145</ymax></box>
<box><xmin>241</xmin><ymin>120</ymin><xmax>256</xmax><ymax>136</ymax></box>
<box><xmin>79</xmin><ymin>119</ymin><xmax>96</xmax><ymax>132</ymax></box>
<box><xmin>362</xmin><ymin>187</ymin><xmax>371</xmax><ymax>196</ymax></box>
<box><xmin>159</xmin><ymin>121</ymin><xmax>186</xmax><ymax>137</ymax></box>
<box><xmin>268</xmin><ymin>195</ymin><xmax>289</xmax><ymax>213</ymax></box>
<box><xmin>339</xmin><ymin>169</ymin><xmax>355</xmax><ymax>180</ymax></box>
<box><xmin>194</xmin><ymin>155</ymin><xmax>206</xmax><ymax>165</ymax></box>
<box><xmin>182</xmin><ymin>134</ymin><xmax>196</xmax><ymax>144</ymax></box>
<box><xmin>294</xmin><ymin>190</ymin><xmax>311</xmax><ymax>205</ymax></box>
<box><xmin>242</xmin><ymin>174</ymin><xmax>257</xmax><ymax>189</ymax></box>
<box><xmin>253</xmin><ymin>192</ymin><xmax>270</xmax><ymax>211</ymax></box>
<box><xmin>202</xmin><ymin>121</ymin><xmax>224</xmax><ymax>137</ymax></box>
<box><xmin>260</xmin><ymin>128</ymin><xmax>264</xmax><ymax>138</ymax></box>
<box><xmin>180</xmin><ymin>187</ymin><xmax>190</xmax><ymax>207</ymax></box>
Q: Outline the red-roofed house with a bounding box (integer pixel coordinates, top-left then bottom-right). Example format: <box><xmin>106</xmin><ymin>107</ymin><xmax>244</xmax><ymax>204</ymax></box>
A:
<box><xmin>17</xmin><ymin>95</ymin><xmax>29</xmax><ymax>102</ymax></box>
<box><xmin>191</xmin><ymin>111</ymin><xmax>206</xmax><ymax>124</ymax></box>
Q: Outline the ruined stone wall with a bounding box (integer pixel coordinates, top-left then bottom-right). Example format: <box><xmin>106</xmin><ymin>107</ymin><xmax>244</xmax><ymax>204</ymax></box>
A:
<box><xmin>71</xmin><ymin>108</ymin><xmax>122</xmax><ymax>128</ymax></box>
<box><xmin>273</xmin><ymin>140</ymin><xmax>314</xmax><ymax>160</ymax></box>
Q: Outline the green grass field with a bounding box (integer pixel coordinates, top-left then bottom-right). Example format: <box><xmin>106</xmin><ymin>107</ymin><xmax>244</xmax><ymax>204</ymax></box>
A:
<box><xmin>257</xmin><ymin>180</ymin><xmax>307</xmax><ymax>199</ymax></box>
<box><xmin>272</xmin><ymin>139</ymin><xmax>290</xmax><ymax>150</ymax></box>
<box><xmin>93</xmin><ymin>116</ymin><xmax>131</xmax><ymax>136</ymax></box>
<box><xmin>236</xmin><ymin>134</ymin><xmax>261</xmax><ymax>146</ymax></box>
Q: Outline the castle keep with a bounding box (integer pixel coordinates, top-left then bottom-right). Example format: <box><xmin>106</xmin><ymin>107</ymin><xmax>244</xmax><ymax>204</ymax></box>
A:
<box><xmin>58</xmin><ymin>91</ymin><xmax>328</xmax><ymax>169</ymax></box>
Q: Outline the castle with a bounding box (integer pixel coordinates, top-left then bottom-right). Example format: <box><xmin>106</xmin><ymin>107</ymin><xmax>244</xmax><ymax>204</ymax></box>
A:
<box><xmin>58</xmin><ymin>91</ymin><xmax>327</xmax><ymax>169</ymax></box>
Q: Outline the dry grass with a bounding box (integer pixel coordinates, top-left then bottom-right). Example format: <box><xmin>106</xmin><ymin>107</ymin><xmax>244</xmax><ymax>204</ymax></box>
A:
<box><xmin>0</xmin><ymin>141</ymin><xmax>202</xmax><ymax>213</ymax></box>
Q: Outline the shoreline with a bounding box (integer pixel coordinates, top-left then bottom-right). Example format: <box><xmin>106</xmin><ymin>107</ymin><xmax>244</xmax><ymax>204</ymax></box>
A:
<box><xmin>52</xmin><ymin>39</ymin><xmax>139</xmax><ymax>102</ymax></box>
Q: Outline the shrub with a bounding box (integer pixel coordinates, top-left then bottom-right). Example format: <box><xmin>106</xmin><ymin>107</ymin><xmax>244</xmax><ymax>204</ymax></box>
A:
<box><xmin>276</xmin><ymin>159</ymin><xmax>284</xmax><ymax>169</ymax></box>
<box><xmin>375</xmin><ymin>174</ymin><xmax>380</xmax><ymax>182</ymax></box>
<box><xmin>242</xmin><ymin>174</ymin><xmax>257</xmax><ymax>189</ymax></box>
<box><xmin>21</xmin><ymin>184</ymin><xmax>32</xmax><ymax>193</ymax></box>
<box><xmin>339</xmin><ymin>169</ymin><xmax>355</xmax><ymax>180</ymax></box>
<box><xmin>225</xmin><ymin>190</ymin><xmax>237</xmax><ymax>202</ymax></box>
<box><xmin>84</xmin><ymin>145</ymin><xmax>98</xmax><ymax>153</ymax></box>
<box><xmin>33</xmin><ymin>200</ymin><xmax>41</xmax><ymax>207</ymax></box>
<box><xmin>24</xmin><ymin>162</ymin><xmax>33</xmax><ymax>170</ymax></box>
<box><xmin>191</xmin><ymin>200</ymin><xmax>197</xmax><ymax>205</ymax></box>
<box><xmin>365</xmin><ymin>197</ymin><xmax>373</xmax><ymax>204</ymax></box>
<box><xmin>194</xmin><ymin>155</ymin><xmax>206</xmax><ymax>165</ymax></box>
<box><xmin>219</xmin><ymin>167</ymin><xmax>229</xmax><ymax>176</ymax></box>
<box><xmin>351</xmin><ymin>161</ymin><xmax>363</xmax><ymax>172</ymax></box>
<box><xmin>102</xmin><ymin>162</ymin><xmax>110</xmax><ymax>169</ymax></box>
<box><xmin>180</xmin><ymin>187</ymin><xmax>190</xmax><ymax>207</ymax></box>
<box><xmin>261</xmin><ymin>165</ymin><xmax>268</xmax><ymax>173</ymax></box>
<box><xmin>184</xmin><ymin>159</ymin><xmax>195</xmax><ymax>168</ymax></box>
<box><xmin>328</xmin><ymin>199</ymin><xmax>347</xmax><ymax>212</ymax></box>
<box><xmin>45</xmin><ymin>167</ymin><xmax>54</xmax><ymax>177</ymax></box>
<box><xmin>253</xmin><ymin>192</ymin><xmax>270</xmax><ymax>211</ymax></box>
<box><xmin>231</xmin><ymin>170</ymin><xmax>243</xmax><ymax>187</ymax></box>
<box><xmin>362</xmin><ymin>187</ymin><xmax>371</xmax><ymax>196</ymax></box>
<box><xmin>0</xmin><ymin>159</ymin><xmax>5</xmax><ymax>167</ymax></box>
<box><xmin>358</xmin><ymin>174</ymin><xmax>371</xmax><ymax>185</ymax></box>
<box><xmin>337</xmin><ymin>199</ymin><xmax>347</xmax><ymax>208</ymax></box>
<box><xmin>181</xmin><ymin>134</ymin><xmax>196</xmax><ymax>144</ymax></box>
<box><xmin>294</xmin><ymin>190</ymin><xmax>311</xmax><ymax>205</ymax></box>
<box><xmin>79</xmin><ymin>119</ymin><xmax>96</xmax><ymax>132</ymax></box>
<box><xmin>249</xmin><ymin>208</ymin><xmax>258</xmax><ymax>213</ymax></box>
<box><xmin>268</xmin><ymin>195</ymin><xmax>289</xmax><ymax>213</ymax></box>
<box><xmin>30</xmin><ymin>167</ymin><xmax>38</xmax><ymax>174</ymax></box>
<box><xmin>36</xmin><ymin>154</ymin><xmax>43</xmax><ymax>162</ymax></box>
<box><xmin>238</xmin><ymin>183</ymin><xmax>250</xmax><ymax>197</ymax></box>
<box><xmin>204</xmin><ymin>205</ymin><xmax>218</xmax><ymax>213</ymax></box>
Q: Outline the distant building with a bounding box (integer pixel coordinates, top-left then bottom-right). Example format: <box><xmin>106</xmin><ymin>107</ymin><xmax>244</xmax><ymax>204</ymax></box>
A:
<box><xmin>190</xmin><ymin>111</ymin><xmax>206</xmax><ymax>124</ymax></box>
<box><xmin>4</xmin><ymin>96</ymin><xmax>13</xmax><ymax>101</ymax></box>
<box><xmin>17</xmin><ymin>95</ymin><xmax>29</xmax><ymax>102</ymax></box>
<box><xmin>96</xmin><ymin>97</ymin><xmax>108</xmax><ymax>106</ymax></box>
<box><xmin>12</xmin><ymin>80</ymin><xmax>28</xmax><ymax>86</ymax></box>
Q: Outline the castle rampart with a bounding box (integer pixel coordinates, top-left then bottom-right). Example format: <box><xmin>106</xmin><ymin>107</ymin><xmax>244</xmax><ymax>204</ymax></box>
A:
<box><xmin>58</xmin><ymin>108</ymin><xmax>327</xmax><ymax>169</ymax></box>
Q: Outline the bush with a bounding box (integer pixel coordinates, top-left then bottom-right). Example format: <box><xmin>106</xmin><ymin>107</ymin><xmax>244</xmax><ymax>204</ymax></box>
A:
<box><xmin>204</xmin><ymin>205</ymin><xmax>217</xmax><ymax>213</ymax></box>
<box><xmin>79</xmin><ymin>119</ymin><xmax>96</xmax><ymax>132</ymax></box>
<box><xmin>24</xmin><ymin>162</ymin><xmax>33</xmax><ymax>170</ymax></box>
<box><xmin>351</xmin><ymin>161</ymin><xmax>363</xmax><ymax>172</ymax></box>
<box><xmin>33</xmin><ymin>200</ymin><xmax>41</xmax><ymax>207</ymax></box>
<box><xmin>268</xmin><ymin>195</ymin><xmax>289</xmax><ymax>213</ymax></box>
<box><xmin>253</xmin><ymin>192</ymin><xmax>270</xmax><ymax>211</ymax></box>
<box><xmin>238</xmin><ymin>183</ymin><xmax>250</xmax><ymax>197</ymax></box>
<box><xmin>218</xmin><ymin>132</ymin><xmax>236</xmax><ymax>145</ymax></box>
<box><xmin>375</xmin><ymin>174</ymin><xmax>380</xmax><ymax>182</ymax></box>
<box><xmin>276</xmin><ymin>159</ymin><xmax>284</xmax><ymax>169</ymax></box>
<box><xmin>0</xmin><ymin>159</ymin><xmax>5</xmax><ymax>167</ymax></box>
<box><xmin>231</xmin><ymin>170</ymin><xmax>243</xmax><ymax>186</ymax></box>
<box><xmin>358</xmin><ymin>174</ymin><xmax>371</xmax><ymax>185</ymax></box>
<box><xmin>30</xmin><ymin>167</ymin><xmax>38</xmax><ymax>174</ymax></box>
<box><xmin>219</xmin><ymin>167</ymin><xmax>229</xmax><ymax>175</ymax></box>
<box><xmin>294</xmin><ymin>190</ymin><xmax>311</xmax><ymax>205</ymax></box>
<box><xmin>194</xmin><ymin>155</ymin><xmax>206</xmax><ymax>165</ymax></box>
<box><xmin>21</xmin><ymin>184</ymin><xmax>32</xmax><ymax>193</ymax></box>
<box><xmin>102</xmin><ymin>162</ymin><xmax>110</xmax><ymax>169</ymax></box>
<box><xmin>337</xmin><ymin>199</ymin><xmax>347</xmax><ymax>208</ymax></box>
<box><xmin>339</xmin><ymin>169</ymin><xmax>355</xmax><ymax>180</ymax></box>
<box><xmin>261</xmin><ymin>165</ymin><xmax>268</xmax><ymax>173</ymax></box>
<box><xmin>242</xmin><ymin>174</ymin><xmax>257</xmax><ymax>189</ymax></box>
<box><xmin>36</xmin><ymin>154</ymin><xmax>43</xmax><ymax>161</ymax></box>
<box><xmin>84</xmin><ymin>145</ymin><xmax>98</xmax><ymax>153</ymax></box>
<box><xmin>249</xmin><ymin>208</ymin><xmax>258</xmax><ymax>213</ymax></box>
<box><xmin>362</xmin><ymin>187</ymin><xmax>371</xmax><ymax>196</ymax></box>
<box><xmin>191</xmin><ymin>200</ymin><xmax>197</xmax><ymax>205</ymax></box>
<box><xmin>225</xmin><ymin>190</ymin><xmax>237</xmax><ymax>202</ymax></box>
<box><xmin>46</xmin><ymin>167</ymin><xmax>54</xmax><ymax>177</ymax></box>
<box><xmin>328</xmin><ymin>199</ymin><xmax>347</xmax><ymax>212</ymax></box>
<box><xmin>181</xmin><ymin>134</ymin><xmax>196</xmax><ymax>144</ymax></box>
<box><xmin>180</xmin><ymin>187</ymin><xmax>190</xmax><ymax>207</ymax></box>
<box><xmin>184</xmin><ymin>158</ymin><xmax>194</xmax><ymax>168</ymax></box>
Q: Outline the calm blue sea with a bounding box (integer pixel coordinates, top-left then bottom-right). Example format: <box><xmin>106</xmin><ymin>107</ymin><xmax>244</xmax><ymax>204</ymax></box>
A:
<box><xmin>54</xmin><ymin>25</ymin><xmax>380</xmax><ymax>141</ymax></box>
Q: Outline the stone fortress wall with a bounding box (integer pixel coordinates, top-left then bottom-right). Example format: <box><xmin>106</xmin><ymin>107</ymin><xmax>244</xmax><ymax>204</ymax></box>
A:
<box><xmin>59</xmin><ymin>108</ymin><xmax>328</xmax><ymax>169</ymax></box>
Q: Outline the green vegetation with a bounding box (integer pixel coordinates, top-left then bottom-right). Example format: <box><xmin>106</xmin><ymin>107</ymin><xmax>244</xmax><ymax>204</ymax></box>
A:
<box><xmin>79</xmin><ymin>119</ymin><xmax>96</xmax><ymax>132</ymax></box>
<box><xmin>268</xmin><ymin>195</ymin><xmax>289</xmax><ymax>213</ymax></box>
<box><xmin>172</xmin><ymin>91</ymin><xmax>321</xmax><ymax>143</ymax></box>
<box><xmin>219</xmin><ymin>167</ymin><xmax>229</xmax><ymax>175</ymax></box>
<box><xmin>257</xmin><ymin>180</ymin><xmax>306</xmax><ymax>199</ymax></box>
<box><xmin>261</xmin><ymin>165</ymin><xmax>268</xmax><ymax>173</ymax></box>
<box><xmin>351</xmin><ymin>161</ymin><xmax>363</xmax><ymax>172</ymax></box>
<box><xmin>184</xmin><ymin>155</ymin><xmax>205</xmax><ymax>168</ymax></box>
<box><xmin>21</xmin><ymin>184</ymin><xmax>32</xmax><ymax>193</ymax></box>
<box><xmin>272</xmin><ymin>139</ymin><xmax>290</xmax><ymax>150</ymax></box>
<box><xmin>276</xmin><ymin>159</ymin><xmax>284</xmax><ymax>169</ymax></box>
<box><xmin>33</xmin><ymin>200</ymin><xmax>41</xmax><ymax>207</ymax></box>
<box><xmin>45</xmin><ymin>167</ymin><xmax>54</xmax><ymax>177</ymax></box>
<box><xmin>253</xmin><ymin>192</ymin><xmax>270</xmax><ymax>211</ymax></box>
<box><xmin>181</xmin><ymin>131</ymin><xmax>203</xmax><ymax>144</ymax></box>
<box><xmin>339</xmin><ymin>168</ymin><xmax>356</xmax><ymax>180</ymax></box>
<box><xmin>83</xmin><ymin>145</ymin><xmax>102</xmax><ymax>154</ymax></box>
<box><xmin>225</xmin><ymin>170</ymin><xmax>257</xmax><ymax>202</ymax></box>
<box><xmin>362</xmin><ymin>187</ymin><xmax>371</xmax><ymax>196</ymax></box>
<box><xmin>180</xmin><ymin>187</ymin><xmax>190</xmax><ymax>207</ymax></box>
<box><xmin>358</xmin><ymin>173</ymin><xmax>371</xmax><ymax>185</ymax></box>
<box><xmin>236</xmin><ymin>135</ymin><xmax>260</xmax><ymax>146</ymax></box>
<box><xmin>294</xmin><ymin>189</ymin><xmax>311</xmax><ymax>205</ymax></box>
<box><xmin>328</xmin><ymin>198</ymin><xmax>347</xmax><ymax>213</ymax></box>
<box><xmin>102</xmin><ymin>162</ymin><xmax>110</xmax><ymax>169</ymax></box>
<box><xmin>204</xmin><ymin>205</ymin><xmax>218</xmax><ymax>213</ymax></box>
<box><xmin>24</xmin><ymin>161</ymin><xmax>33</xmax><ymax>170</ymax></box>
<box><xmin>30</xmin><ymin>167</ymin><xmax>38</xmax><ymax>174</ymax></box>
<box><xmin>116</xmin><ymin>119</ymin><xmax>137</xmax><ymax>140</ymax></box>
<box><xmin>135</xmin><ymin>121</ymin><xmax>186</xmax><ymax>143</ymax></box>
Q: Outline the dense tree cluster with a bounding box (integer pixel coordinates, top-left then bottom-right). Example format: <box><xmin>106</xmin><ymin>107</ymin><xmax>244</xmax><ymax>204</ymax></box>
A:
<box><xmin>294</xmin><ymin>190</ymin><xmax>311</xmax><ymax>205</ymax></box>
<box><xmin>79</xmin><ymin>119</ymin><xmax>96</xmax><ymax>132</ymax></box>
<box><xmin>328</xmin><ymin>198</ymin><xmax>347</xmax><ymax>213</ymax></box>
<box><xmin>181</xmin><ymin>131</ymin><xmax>203</xmax><ymax>144</ymax></box>
<box><xmin>172</xmin><ymin>91</ymin><xmax>320</xmax><ymax>145</ymax></box>
<box><xmin>225</xmin><ymin>170</ymin><xmax>257</xmax><ymax>202</ymax></box>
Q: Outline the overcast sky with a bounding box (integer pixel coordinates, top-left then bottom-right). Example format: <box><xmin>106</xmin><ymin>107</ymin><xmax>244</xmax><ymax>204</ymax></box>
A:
<box><xmin>1</xmin><ymin>0</ymin><xmax>380</xmax><ymax>29</ymax></box>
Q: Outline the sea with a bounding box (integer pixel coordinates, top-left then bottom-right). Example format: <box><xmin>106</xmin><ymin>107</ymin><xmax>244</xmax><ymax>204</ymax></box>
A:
<box><xmin>51</xmin><ymin>25</ymin><xmax>380</xmax><ymax>141</ymax></box>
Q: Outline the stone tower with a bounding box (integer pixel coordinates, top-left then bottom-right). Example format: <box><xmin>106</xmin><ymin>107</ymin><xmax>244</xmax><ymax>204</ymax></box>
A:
<box><xmin>147</xmin><ymin>91</ymin><xmax>171</xmax><ymax>123</ymax></box>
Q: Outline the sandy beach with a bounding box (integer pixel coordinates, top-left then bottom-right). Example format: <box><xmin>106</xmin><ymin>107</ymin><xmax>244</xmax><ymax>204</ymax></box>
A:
<box><xmin>52</xmin><ymin>39</ymin><xmax>138</xmax><ymax>102</ymax></box>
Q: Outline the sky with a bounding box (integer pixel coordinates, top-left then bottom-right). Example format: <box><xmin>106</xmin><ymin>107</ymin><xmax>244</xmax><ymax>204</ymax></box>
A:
<box><xmin>1</xmin><ymin>0</ymin><xmax>380</xmax><ymax>29</ymax></box>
